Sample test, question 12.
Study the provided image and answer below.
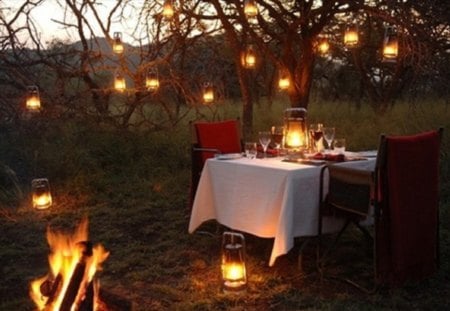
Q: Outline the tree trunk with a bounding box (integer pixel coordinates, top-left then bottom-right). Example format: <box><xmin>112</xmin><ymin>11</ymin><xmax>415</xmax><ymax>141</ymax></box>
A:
<box><xmin>291</xmin><ymin>39</ymin><xmax>315</xmax><ymax>110</ymax></box>
<box><xmin>235</xmin><ymin>60</ymin><xmax>254</xmax><ymax>140</ymax></box>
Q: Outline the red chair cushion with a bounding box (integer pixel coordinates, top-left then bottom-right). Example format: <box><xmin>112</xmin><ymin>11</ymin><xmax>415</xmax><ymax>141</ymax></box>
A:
<box><xmin>194</xmin><ymin>120</ymin><xmax>241</xmax><ymax>163</ymax></box>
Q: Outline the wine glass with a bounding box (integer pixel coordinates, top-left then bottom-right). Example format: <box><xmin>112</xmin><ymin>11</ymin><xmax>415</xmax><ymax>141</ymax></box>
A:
<box><xmin>309</xmin><ymin>123</ymin><xmax>323</xmax><ymax>153</ymax></box>
<box><xmin>258</xmin><ymin>131</ymin><xmax>271</xmax><ymax>158</ymax></box>
<box><xmin>271</xmin><ymin>126</ymin><xmax>284</xmax><ymax>155</ymax></box>
<box><xmin>322</xmin><ymin>127</ymin><xmax>335</xmax><ymax>153</ymax></box>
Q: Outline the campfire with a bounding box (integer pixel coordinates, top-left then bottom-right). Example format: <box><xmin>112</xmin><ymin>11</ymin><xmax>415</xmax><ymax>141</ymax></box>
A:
<box><xmin>30</xmin><ymin>218</ymin><xmax>109</xmax><ymax>311</ymax></box>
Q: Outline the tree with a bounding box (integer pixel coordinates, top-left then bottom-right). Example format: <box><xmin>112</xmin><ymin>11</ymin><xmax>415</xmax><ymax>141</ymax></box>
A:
<box><xmin>0</xmin><ymin>0</ymin><xmax>448</xmax><ymax>134</ymax></box>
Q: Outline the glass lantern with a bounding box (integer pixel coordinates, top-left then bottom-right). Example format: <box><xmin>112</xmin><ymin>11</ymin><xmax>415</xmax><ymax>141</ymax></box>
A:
<box><xmin>221</xmin><ymin>232</ymin><xmax>247</xmax><ymax>294</ymax></box>
<box><xmin>146</xmin><ymin>69</ymin><xmax>160</xmax><ymax>92</ymax></box>
<box><xmin>162</xmin><ymin>0</ymin><xmax>174</xmax><ymax>20</ymax></box>
<box><xmin>241</xmin><ymin>44</ymin><xmax>256</xmax><ymax>69</ymax></box>
<box><xmin>382</xmin><ymin>27</ymin><xmax>399</xmax><ymax>61</ymax></box>
<box><xmin>112</xmin><ymin>32</ymin><xmax>124</xmax><ymax>54</ymax></box>
<box><xmin>202</xmin><ymin>82</ymin><xmax>214</xmax><ymax>104</ymax></box>
<box><xmin>32</xmin><ymin>178</ymin><xmax>52</xmax><ymax>210</ymax></box>
<box><xmin>244</xmin><ymin>0</ymin><xmax>258</xmax><ymax>19</ymax></box>
<box><xmin>26</xmin><ymin>85</ymin><xmax>41</xmax><ymax>112</ymax></box>
<box><xmin>344</xmin><ymin>24</ymin><xmax>359</xmax><ymax>48</ymax></box>
<box><xmin>283</xmin><ymin>108</ymin><xmax>308</xmax><ymax>151</ymax></box>
<box><xmin>114</xmin><ymin>70</ymin><xmax>126</xmax><ymax>92</ymax></box>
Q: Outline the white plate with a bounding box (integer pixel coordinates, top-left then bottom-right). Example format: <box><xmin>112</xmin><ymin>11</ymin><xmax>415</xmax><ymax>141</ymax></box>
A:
<box><xmin>215</xmin><ymin>153</ymin><xmax>243</xmax><ymax>160</ymax></box>
<box><xmin>356</xmin><ymin>150</ymin><xmax>378</xmax><ymax>158</ymax></box>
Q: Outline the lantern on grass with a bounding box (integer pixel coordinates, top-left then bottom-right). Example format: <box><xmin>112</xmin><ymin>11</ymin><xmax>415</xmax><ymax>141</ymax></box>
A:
<box><xmin>112</xmin><ymin>32</ymin><xmax>124</xmax><ymax>54</ymax></box>
<box><xmin>162</xmin><ymin>0</ymin><xmax>174</xmax><ymax>20</ymax></box>
<box><xmin>244</xmin><ymin>0</ymin><xmax>258</xmax><ymax>19</ymax></box>
<box><xmin>221</xmin><ymin>232</ymin><xmax>247</xmax><ymax>293</ymax></box>
<box><xmin>382</xmin><ymin>27</ymin><xmax>399</xmax><ymax>61</ymax></box>
<box><xmin>26</xmin><ymin>85</ymin><xmax>41</xmax><ymax>112</ymax></box>
<box><xmin>146</xmin><ymin>69</ymin><xmax>160</xmax><ymax>92</ymax></box>
<box><xmin>344</xmin><ymin>24</ymin><xmax>359</xmax><ymax>48</ymax></box>
<box><xmin>32</xmin><ymin>178</ymin><xmax>52</xmax><ymax>210</ymax></box>
<box><xmin>241</xmin><ymin>44</ymin><xmax>256</xmax><ymax>69</ymax></box>
<box><xmin>202</xmin><ymin>82</ymin><xmax>214</xmax><ymax>104</ymax></box>
<box><xmin>114</xmin><ymin>70</ymin><xmax>126</xmax><ymax>92</ymax></box>
<box><xmin>284</xmin><ymin>108</ymin><xmax>308</xmax><ymax>151</ymax></box>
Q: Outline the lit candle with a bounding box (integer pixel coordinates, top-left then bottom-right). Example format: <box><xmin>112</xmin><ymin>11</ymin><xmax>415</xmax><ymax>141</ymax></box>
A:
<box><xmin>285</xmin><ymin>124</ymin><xmax>306</xmax><ymax>148</ymax></box>
<box><xmin>278</xmin><ymin>77</ymin><xmax>290</xmax><ymax>91</ymax></box>
<box><xmin>344</xmin><ymin>26</ymin><xmax>359</xmax><ymax>47</ymax></box>
<box><xmin>317</xmin><ymin>39</ymin><xmax>330</xmax><ymax>55</ymax></box>
<box><xmin>33</xmin><ymin>193</ymin><xmax>52</xmax><ymax>209</ymax></box>
<box><xmin>203</xmin><ymin>87</ymin><xmax>214</xmax><ymax>104</ymax></box>
<box><xmin>26</xmin><ymin>94</ymin><xmax>41</xmax><ymax>111</ymax></box>
<box><xmin>162</xmin><ymin>0</ymin><xmax>174</xmax><ymax>20</ymax></box>
<box><xmin>114</xmin><ymin>74</ymin><xmax>126</xmax><ymax>92</ymax></box>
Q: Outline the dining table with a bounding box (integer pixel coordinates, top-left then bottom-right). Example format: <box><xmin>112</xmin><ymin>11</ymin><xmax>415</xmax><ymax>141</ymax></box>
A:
<box><xmin>188</xmin><ymin>151</ymin><xmax>377</xmax><ymax>266</ymax></box>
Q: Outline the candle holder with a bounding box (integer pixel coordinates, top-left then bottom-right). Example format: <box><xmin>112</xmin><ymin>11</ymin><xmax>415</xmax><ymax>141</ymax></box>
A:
<box><xmin>221</xmin><ymin>232</ymin><xmax>247</xmax><ymax>294</ymax></box>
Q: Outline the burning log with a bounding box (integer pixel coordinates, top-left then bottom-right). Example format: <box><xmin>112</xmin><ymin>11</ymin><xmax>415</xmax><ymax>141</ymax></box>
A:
<box><xmin>78</xmin><ymin>280</ymin><xmax>95</xmax><ymax>311</ymax></box>
<box><xmin>40</xmin><ymin>274</ymin><xmax>62</xmax><ymax>307</ymax></box>
<box><xmin>60</xmin><ymin>241</ymin><xmax>93</xmax><ymax>311</ymax></box>
<box><xmin>30</xmin><ymin>218</ymin><xmax>110</xmax><ymax>311</ymax></box>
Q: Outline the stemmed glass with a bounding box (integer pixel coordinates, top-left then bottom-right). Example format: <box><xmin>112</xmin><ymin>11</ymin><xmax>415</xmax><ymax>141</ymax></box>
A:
<box><xmin>322</xmin><ymin>127</ymin><xmax>335</xmax><ymax>153</ymax></box>
<box><xmin>309</xmin><ymin>123</ymin><xmax>323</xmax><ymax>153</ymax></box>
<box><xmin>271</xmin><ymin>126</ymin><xmax>284</xmax><ymax>155</ymax></box>
<box><xmin>258</xmin><ymin>131</ymin><xmax>271</xmax><ymax>158</ymax></box>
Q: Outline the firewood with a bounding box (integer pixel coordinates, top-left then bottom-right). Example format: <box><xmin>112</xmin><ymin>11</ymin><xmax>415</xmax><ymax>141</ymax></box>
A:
<box><xmin>60</xmin><ymin>241</ymin><xmax>93</xmax><ymax>311</ymax></box>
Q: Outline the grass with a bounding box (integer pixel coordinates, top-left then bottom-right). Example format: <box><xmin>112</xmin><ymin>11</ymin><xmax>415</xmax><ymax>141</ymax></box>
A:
<box><xmin>1</xmin><ymin>98</ymin><xmax>450</xmax><ymax>310</ymax></box>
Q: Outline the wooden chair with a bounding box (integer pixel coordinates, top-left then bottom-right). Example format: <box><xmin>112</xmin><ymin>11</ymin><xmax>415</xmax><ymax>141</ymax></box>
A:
<box><xmin>189</xmin><ymin>119</ymin><xmax>242</xmax><ymax>209</ymax></box>
<box><xmin>318</xmin><ymin>128</ymin><xmax>443</xmax><ymax>291</ymax></box>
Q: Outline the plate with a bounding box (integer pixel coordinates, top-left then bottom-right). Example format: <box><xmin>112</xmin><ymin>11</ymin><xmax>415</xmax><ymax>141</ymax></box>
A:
<box><xmin>357</xmin><ymin>150</ymin><xmax>378</xmax><ymax>158</ymax></box>
<box><xmin>215</xmin><ymin>153</ymin><xmax>243</xmax><ymax>160</ymax></box>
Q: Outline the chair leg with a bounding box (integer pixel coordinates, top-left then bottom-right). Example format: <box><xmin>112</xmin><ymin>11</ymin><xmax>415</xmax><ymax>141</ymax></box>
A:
<box><xmin>316</xmin><ymin>219</ymin><xmax>378</xmax><ymax>293</ymax></box>
<box><xmin>318</xmin><ymin>219</ymin><xmax>351</xmax><ymax>267</ymax></box>
<box><xmin>297</xmin><ymin>238</ymin><xmax>312</xmax><ymax>273</ymax></box>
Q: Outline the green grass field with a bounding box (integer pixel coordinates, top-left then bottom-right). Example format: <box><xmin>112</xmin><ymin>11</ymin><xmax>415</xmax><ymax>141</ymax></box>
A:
<box><xmin>1</xmin><ymin>99</ymin><xmax>449</xmax><ymax>310</ymax></box>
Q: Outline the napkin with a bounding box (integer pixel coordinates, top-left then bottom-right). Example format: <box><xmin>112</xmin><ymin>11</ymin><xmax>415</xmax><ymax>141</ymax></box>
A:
<box><xmin>311</xmin><ymin>152</ymin><xmax>345</xmax><ymax>162</ymax></box>
<box><xmin>256</xmin><ymin>146</ymin><xmax>278</xmax><ymax>156</ymax></box>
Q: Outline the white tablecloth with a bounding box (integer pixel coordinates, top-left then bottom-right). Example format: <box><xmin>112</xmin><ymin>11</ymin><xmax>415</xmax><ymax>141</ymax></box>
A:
<box><xmin>188</xmin><ymin>155</ymin><xmax>376</xmax><ymax>266</ymax></box>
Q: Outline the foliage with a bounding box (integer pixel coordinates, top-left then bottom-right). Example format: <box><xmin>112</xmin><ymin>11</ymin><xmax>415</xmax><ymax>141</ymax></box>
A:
<box><xmin>0</xmin><ymin>1</ymin><xmax>449</xmax><ymax>132</ymax></box>
<box><xmin>0</xmin><ymin>99</ymin><xmax>449</xmax><ymax>310</ymax></box>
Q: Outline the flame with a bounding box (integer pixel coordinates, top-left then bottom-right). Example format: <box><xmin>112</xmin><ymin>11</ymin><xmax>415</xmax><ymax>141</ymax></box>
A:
<box><xmin>30</xmin><ymin>218</ymin><xmax>109</xmax><ymax>311</ymax></box>
<box><xmin>33</xmin><ymin>193</ymin><xmax>52</xmax><ymax>210</ymax></box>
<box><xmin>223</xmin><ymin>263</ymin><xmax>245</xmax><ymax>282</ymax></box>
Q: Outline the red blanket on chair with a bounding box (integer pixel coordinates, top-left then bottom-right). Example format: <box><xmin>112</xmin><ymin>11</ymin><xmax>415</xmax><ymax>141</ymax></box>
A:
<box><xmin>376</xmin><ymin>130</ymin><xmax>440</xmax><ymax>287</ymax></box>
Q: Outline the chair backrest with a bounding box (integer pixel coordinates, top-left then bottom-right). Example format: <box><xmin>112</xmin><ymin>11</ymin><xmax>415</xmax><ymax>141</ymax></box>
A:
<box><xmin>192</xmin><ymin>119</ymin><xmax>242</xmax><ymax>163</ymax></box>
<box><xmin>375</xmin><ymin>128</ymin><xmax>443</xmax><ymax>286</ymax></box>
<box><xmin>189</xmin><ymin>119</ymin><xmax>242</xmax><ymax>208</ymax></box>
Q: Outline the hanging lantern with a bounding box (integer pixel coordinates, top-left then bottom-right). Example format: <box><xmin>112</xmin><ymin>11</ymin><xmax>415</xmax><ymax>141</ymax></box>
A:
<box><xmin>31</xmin><ymin>178</ymin><xmax>52</xmax><ymax>210</ymax></box>
<box><xmin>244</xmin><ymin>0</ymin><xmax>258</xmax><ymax>19</ymax></box>
<box><xmin>344</xmin><ymin>24</ymin><xmax>359</xmax><ymax>48</ymax></box>
<box><xmin>146</xmin><ymin>69</ymin><xmax>160</xmax><ymax>92</ymax></box>
<box><xmin>241</xmin><ymin>44</ymin><xmax>256</xmax><ymax>69</ymax></box>
<box><xmin>278</xmin><ymin>72</ymin><xmax>290</xmax><ymax>91</ymax></box>
<box><xmin>26</xmin><ymin>85</ymin><xmax>41</xmax><ymax>112</ymax></box>
<box><xmin>382</xmin><ymin>27</ymin><xmax>399</xmax><ymax>61</ymax></box>
<box><xmin>112</xmin><ymin>32</ymin><xmax>124</xmax><ymax>54</ymax></box>
<box><xmin>114</xmin><ymin>70</ymin><xmax>126</xmax><ymax>92</ymax></box>
<box><xmin>202</xmin><ymin>82</ymin><xmax>214</xmax><ymax>104</ymax></box>
<box><xmin>317</xmin><ymin>37</ymin><xmax>330</xmax><ymax>55</ymax></box>
<box><xmin>162</xmin><ymin>0</ymin><xmax>174</xmax><ymax>20</ymax></box>
<box><xmin>283</xmin><ymin>108</ymin><xmax>308</xmax><ymax>150</ymax></box>
<box><xmin>221</xmin><ymin>232</ymin><xmax>247</xmax><ymax>293</ymax></box>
